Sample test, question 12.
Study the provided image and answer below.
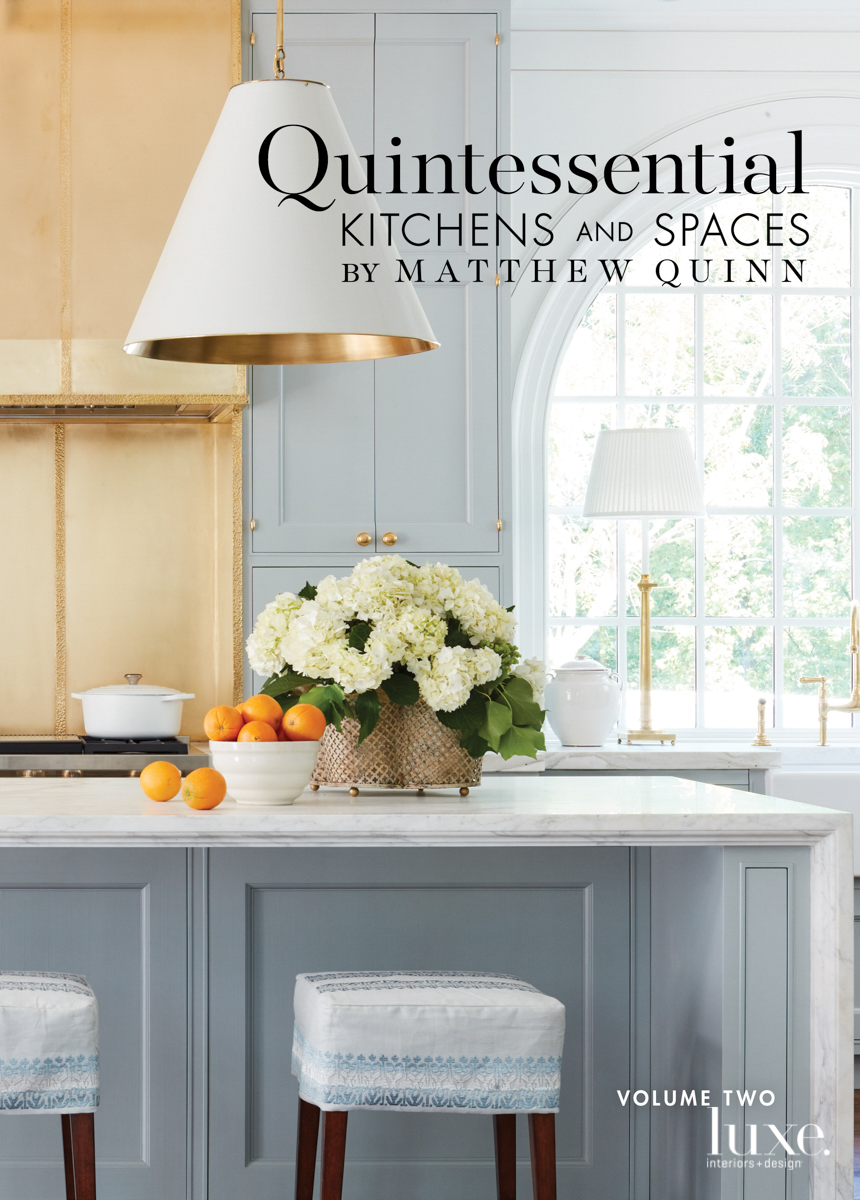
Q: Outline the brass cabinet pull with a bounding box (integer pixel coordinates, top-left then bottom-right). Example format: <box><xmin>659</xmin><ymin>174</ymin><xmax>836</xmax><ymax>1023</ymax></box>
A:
<box><xmin>356</xmin><ymin>532</ymin><xmax>372</xmax><ymax>547</ymax></box>
<box><xmin>381</xmin><ymin>532</ymin><xmax>397</xmax><ymax>546</ymax></box>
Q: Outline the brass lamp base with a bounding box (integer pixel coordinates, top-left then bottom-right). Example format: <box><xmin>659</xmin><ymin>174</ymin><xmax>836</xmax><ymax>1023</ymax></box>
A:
<box><xmin>620</xmin><ymin>729</ymin><xmax>676</xmax><ymax>745</ymax></box>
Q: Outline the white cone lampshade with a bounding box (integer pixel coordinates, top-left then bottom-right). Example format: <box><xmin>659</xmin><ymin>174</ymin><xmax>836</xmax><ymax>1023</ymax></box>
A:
<box><xmin>582</xmin><ymin>428</ymin><xmax>704</xmax><ymax>518</ymax></box>
<box><xmin>124</xmin><ymin>80</ymin><xmax>438</xmax><ymax>365</ymax></box>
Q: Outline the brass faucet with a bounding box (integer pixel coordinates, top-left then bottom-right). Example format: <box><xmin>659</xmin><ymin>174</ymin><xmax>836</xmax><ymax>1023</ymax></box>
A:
<box><xmin>799</xmin><ymin>601</ymin><xmax>860</xmax><ymax>746</ymax></box>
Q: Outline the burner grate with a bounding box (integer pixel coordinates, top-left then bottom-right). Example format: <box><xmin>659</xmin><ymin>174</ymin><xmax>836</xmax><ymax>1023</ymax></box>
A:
<box><xmin>80</xmin><ymin>736</ymin><xmax>189</xmax><ymax>756</ymax></box>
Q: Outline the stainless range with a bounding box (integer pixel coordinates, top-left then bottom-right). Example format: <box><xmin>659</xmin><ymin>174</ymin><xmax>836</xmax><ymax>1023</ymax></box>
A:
<box><xmin>0</xmin><ymin>736</ymin><xmax>208</xmax><ymax>776</ymax></box>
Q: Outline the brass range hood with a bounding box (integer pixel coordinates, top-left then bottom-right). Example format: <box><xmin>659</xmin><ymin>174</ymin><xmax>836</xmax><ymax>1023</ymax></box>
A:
<box><xmin>0</xmin><ymin>398</ymin><xmax>244</xmax><ymax>423</ymax></box>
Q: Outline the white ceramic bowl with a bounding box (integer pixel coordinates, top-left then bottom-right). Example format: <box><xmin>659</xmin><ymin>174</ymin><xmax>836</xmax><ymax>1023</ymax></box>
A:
<box><xmin>208</xmin><ymin>739</ymin><xmax>320</xmax><ymax>806</ymax></box>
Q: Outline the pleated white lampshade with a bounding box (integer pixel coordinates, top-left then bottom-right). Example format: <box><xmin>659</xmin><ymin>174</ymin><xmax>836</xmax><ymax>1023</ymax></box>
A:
<box><xmin>124</xmin><ymin>79</ymin><xmax>438</xmax><ymax>365</ymax></box>
<box><xmin>582</xmin><ymin>428</ymin><xmax>705</xmax><ymax>518</ymax></box>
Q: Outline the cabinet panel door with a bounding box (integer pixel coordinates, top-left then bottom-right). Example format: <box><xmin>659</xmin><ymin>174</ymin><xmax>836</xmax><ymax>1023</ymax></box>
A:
<box><xmin>373</xmin><ymin>15</ymin><xmax>500</xmax><ymax>554</ymax></box>
<box><xmin>207</xmin><ymin>847</ymin><xmax>633</xmax><ymax>1200</ymax></box>
<box><xmin>248</xmin><ymin>14</ymin><xmax>377</xmax><ymax>555</ymax></box>
<box><xmin>374</xmin><ymin>273</ymin><xmax>499</xmax><ymax>553</ymax></box>
<box><xmin>0</xmin><ymin>850</ymin><xmax>188</xmax><ymax>1200</ymax></box>
<box><xmin>250</xmin><ymin>363</ymin><xmax>376</xmax><ymax>554</ymax></box>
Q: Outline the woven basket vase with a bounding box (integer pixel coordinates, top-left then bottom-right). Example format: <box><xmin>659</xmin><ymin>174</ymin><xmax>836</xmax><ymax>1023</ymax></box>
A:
<box><xmin>309</xmin><ymin>698</ymin><xmax>482</xmax><ymax>792</ymax></box>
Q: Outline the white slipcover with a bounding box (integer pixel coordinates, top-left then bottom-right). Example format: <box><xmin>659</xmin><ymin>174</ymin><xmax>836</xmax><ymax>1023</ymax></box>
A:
<box><xmin>292</xmin><ymin>970</ymin><xmax>564</xmax><ymax>1113</ymax></box>
<box><xmin>0</xmin><ymin>972</ymin><xmax>99</xmax><ymax>1113</ymax></box>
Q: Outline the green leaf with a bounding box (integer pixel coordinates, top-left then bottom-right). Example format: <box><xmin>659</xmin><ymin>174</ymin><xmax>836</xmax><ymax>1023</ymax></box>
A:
<box><xmin>301</xmin><ymin>684</ymin><xmax>348</xmax><ymax>732</ymax></box>
<box><xmin>354</xmin><ymin>690</ymin><xmax>381</xmax><ymax>745</ymax></box>
<box><xmin>435</xmin><ymin>690</ymin><xmax>487</xmax><ymax>737</ymax></box>
<box><xmin>506</xmin><ymin>604</ymin><xmax>515</xmax><ymax>612</ymax></box>
<box><xmin>260</xmin><ymin>668</ymin><xmax>318</xmax><ymax>698</ymax></box>
<box><xmin>444</xmin><ymin>617</ymin><xmax>472</xmax><ymax>649</ymax></box>
<box><xmin>298</xmin><ymin>582</ymin><xmax>317</xmax><ymax>601</ymax></box>
<box><xmin>381</xmin><ymin>672</ymin><xmax>420</xmax><ymax>706</ymax></box>
<box><xmin>460</xmin><ymin>731</ymin><xmax>491</xmax><ymax>759</ymax></box>
<box><xmin>502</xmin><ymin>676</ymin><xmax>545</xmax><ymax>728</ymax></box>
<box><xmin>477</xmin><ymin>699</ymin><xmax>513</xmax><ymax>751</ymax></box>
<box><xmin>406</xmin><ymin>560</ymin><xmax>420</xmax><ymax>568</ymax></box>
<box><xmin>348</xmin><ymin>622</ymin><xmax>372</xmax><ymax>652</ymax></box>
<box><xmin>497</xmin><ymin>725</ymin><xmax>545</xmax><ymax>761</ymax></box>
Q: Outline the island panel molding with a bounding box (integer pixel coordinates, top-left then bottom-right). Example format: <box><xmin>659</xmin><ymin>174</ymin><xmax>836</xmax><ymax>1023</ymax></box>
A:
<box><xmin>0</xmin><ymin>847</ymin><xmax>189</xmax><ymax>1199</ymax></box>
<box><xmin>208</xmin><ymin>849</ymin><xmax>632</xmax><ymax>1200</ymax></box>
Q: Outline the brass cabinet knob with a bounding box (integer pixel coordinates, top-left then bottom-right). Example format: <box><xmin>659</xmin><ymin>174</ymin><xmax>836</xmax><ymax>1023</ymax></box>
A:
<box><xmin>356</xmin><ymin>532</ymin><xmax>372</xmax><ymax>547</ymax></box>
<box><xmin>381</xmin><ymin>532</ymin><xmax>397</xmax><ymax>546</ymax></box>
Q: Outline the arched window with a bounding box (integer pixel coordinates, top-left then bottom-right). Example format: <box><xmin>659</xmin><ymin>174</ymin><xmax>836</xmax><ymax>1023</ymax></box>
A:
<box><xmin>546</xmin><ymin>186</ymin><xmax>853</xmax><ymax>733</ymax></box>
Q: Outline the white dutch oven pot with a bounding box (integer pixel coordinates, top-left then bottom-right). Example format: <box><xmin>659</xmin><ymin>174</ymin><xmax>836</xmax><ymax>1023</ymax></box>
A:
<box><xmin>71</xmin><ymin>674</ymin><xmax>195</xmax><ymax>739</ymax></box>
<box><xmin>545</xmin><ymin>657</ymin><xmax>623</xmax><ymax>747</ymax></box>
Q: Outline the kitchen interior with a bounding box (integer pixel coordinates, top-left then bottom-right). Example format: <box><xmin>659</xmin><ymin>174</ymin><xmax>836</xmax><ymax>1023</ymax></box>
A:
<box><xmin>0</xmin><ymin>0</ymin><xmax>856</xmax><ymax>1198</ymax></box>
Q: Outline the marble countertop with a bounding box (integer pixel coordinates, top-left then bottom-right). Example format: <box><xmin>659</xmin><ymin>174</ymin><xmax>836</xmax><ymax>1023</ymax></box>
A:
<box><xmin>0</xmin><ymin>773</ymin><xmax>846</xmax><ymax>847</ymax></box>
<box><xmin>542</xmin><ymin>742</ymin><xmax>782</xmax><ymax>770</ymax></box>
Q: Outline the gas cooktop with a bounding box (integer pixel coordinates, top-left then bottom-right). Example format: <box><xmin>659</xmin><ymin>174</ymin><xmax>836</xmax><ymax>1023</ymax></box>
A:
<box><xmin>0</xmin><ymin>736</ymin><xmax>190</xmax><ymax>756</ymax></box>
<box><xmin>0</xmin><ymin>736</ymin><xmax>205</xmax><ymax>776</ymax></box>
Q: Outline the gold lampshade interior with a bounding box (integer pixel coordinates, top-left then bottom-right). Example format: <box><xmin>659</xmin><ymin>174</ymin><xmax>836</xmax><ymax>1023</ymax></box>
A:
<box><xmin>123</xmin><ymin>332</ymin><xmax>440</xmax><ymax>366</ymax></box>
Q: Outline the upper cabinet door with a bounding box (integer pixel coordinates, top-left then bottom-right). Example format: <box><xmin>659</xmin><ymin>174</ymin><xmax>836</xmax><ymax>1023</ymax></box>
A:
<box><xmin>373</xmin><ymin>15</ymin><xmax>500</xmax><ymax>554</ymax></box>
<box><xmin>249</xmin><ymin>361</ymin><xmax>375</xmax><ymax>554</ymax></box>
<box><xmin>248</xmin><ymin>14</ymin><xmax>377</xmax><ymax>555</ymax></box>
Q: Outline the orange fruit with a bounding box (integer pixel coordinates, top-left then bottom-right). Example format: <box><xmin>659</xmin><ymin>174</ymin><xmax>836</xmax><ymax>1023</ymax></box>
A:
<box><xmin>140</xmin><ymin>760</ymin><xmax>182</xmax><ymax>802</ymax></box>
<box><xmin>239</xmin><ymin>694</ymin><xmax>284</xmax><ymax>729</ymax></box>
<box><xmin>181</xmin><ymin>767</ymin><xmax>226</xmax><ymax>810</ymax></box>
<box><xmin>282</xmin><ymin>703</ymin><xmax>327</xmax><ymax>742</ymax></box>
<box><xmin>238</xmin><ymin>720</ymin><xmax>278</xmax><ymax>742</ymax></box>
<box><xmin>203</xmin><ymin>705</ymin><xmax>244</xmax><ymax>741</ymax></box>
<box><xmin>276</xmin><ymin>725</ymin><xmax>289</xmax><ymax>741</ymax></box>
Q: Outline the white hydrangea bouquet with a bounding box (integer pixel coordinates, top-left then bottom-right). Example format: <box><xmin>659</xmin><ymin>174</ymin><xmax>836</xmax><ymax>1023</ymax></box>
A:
<box><xmin>246</xmin><ymin>555</ymin><xmax>547</xmax><ymax>760</ymax></box>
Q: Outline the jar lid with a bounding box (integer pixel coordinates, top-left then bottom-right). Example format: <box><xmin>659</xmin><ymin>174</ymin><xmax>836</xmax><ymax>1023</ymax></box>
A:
<box><xmin>557</xmin><ymin>656</ymin><xmax>610</xmax><ymax>672</ymax></box>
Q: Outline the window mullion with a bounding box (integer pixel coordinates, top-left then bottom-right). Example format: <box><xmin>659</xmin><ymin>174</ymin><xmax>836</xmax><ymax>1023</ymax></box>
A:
<box><xmin>772</xmin><ymin>197</ymin><xmax>784</xmax><ymax>730</ymax></box>
<box><xmin>694</xmin><ymin>277</ymin><xmax>706</xmax><ymax>730</ymax></box>
<box><xmin>616</xmin><ymin>300</ymin><xmax>627</xmax><ymax>732</ymax></box>
<box><xmin>851</xmin><ymin>189</ymin><xmax>859</xmax><ymax>725</ymax></box>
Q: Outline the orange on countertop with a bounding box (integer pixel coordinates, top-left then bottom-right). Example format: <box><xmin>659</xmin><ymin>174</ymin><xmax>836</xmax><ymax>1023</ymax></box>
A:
<box><xmin>238</xmin><ymin>694</ymin><xmax>284</xmax><ymax>729</ymax></box>
<box><xmin>238</xmin><ymin>720</ymin><xmax>278</xmax><ymax>742</ymax></box>
<box><xmin>140</xmin><ymin>760</ymin><xmax>182</xmax><ymax>802</ymax></box>
<box><xmin>181</xmin><ymin>767</ymin><xmax>226</xmax><ymax>810</ymax></box>
<box><xmin>203</xmin><ymin>705</ymin><xmax>244</xmax><ymax>741</ymax></box>
<box><xmin>281</xmin><ymin>703</ymin><xmax>327</xmax><ymax>742</ymax></box>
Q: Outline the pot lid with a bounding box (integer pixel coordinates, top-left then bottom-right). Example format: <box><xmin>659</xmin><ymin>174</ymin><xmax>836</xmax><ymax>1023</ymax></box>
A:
<box><xmin>72</xmin><ymin>674</ymin><xmax>191</xmax><ymax>697</ymax></box>
<box><xmin>557</xmin><ymin>656</ymin><xmax>611</xmax><ymax>672</ymax></box>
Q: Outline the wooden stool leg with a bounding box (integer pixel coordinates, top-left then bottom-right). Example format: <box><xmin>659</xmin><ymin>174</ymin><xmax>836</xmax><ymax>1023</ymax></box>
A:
<box><xmin>320</xmin><ymin>1110</ymin><xmax>348</xmax><ymax>1200</ymax></box>
<box><xmin>295</xmin><ymin>1099</ymin><xmax>321</xmax><ymax>1200</ymax></box>
<box><xmin>493</xmin><ymin>1113</ymin><xmax>517</xmax><ymax>1200</ymax></box>
<box><xmin>61</xmin><ymin>1115</ymin><xmax>75</xmax><ymax>1200</ymax></box>
<box><xmin>61</xmin><ymin>1113</ymin><xmax>96</xmax><ymax>1200</ymax></box>
<box><xmin>528</xmin><ymin>1113</ymin><xmax>557</xmax><ymax>1200</ymax></box>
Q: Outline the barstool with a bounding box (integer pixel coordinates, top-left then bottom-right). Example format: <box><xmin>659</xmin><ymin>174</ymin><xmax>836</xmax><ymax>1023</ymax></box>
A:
<box><xmin>291</xmin><ymin>970</ymin><xmax>565</xmax><ymax>1200</ymax></box>
<box><xmin>0</xmin><ymin>970</ymin><xmax>99</xmax><ymax>1199</ymax></box>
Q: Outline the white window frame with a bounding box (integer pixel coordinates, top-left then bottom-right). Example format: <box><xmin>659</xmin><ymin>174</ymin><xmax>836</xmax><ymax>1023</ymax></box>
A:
<box><xmin>511</xmin><ymin>107</ymin><xmax>860</xmax><ymax>741</ymax></box>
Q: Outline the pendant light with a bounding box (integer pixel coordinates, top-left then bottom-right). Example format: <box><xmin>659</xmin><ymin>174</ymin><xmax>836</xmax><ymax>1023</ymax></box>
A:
<box><xmin>123</xmin><ymin>5</ymin><xmax>438</xmax><ymax>365</ymax></box>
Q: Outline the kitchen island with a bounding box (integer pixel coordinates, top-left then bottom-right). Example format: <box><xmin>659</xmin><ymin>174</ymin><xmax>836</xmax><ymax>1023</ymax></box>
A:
<box><xmin>0</xmin><ymin>775</ymin><xmax>850</xmax><ymax>1200</ymax></box>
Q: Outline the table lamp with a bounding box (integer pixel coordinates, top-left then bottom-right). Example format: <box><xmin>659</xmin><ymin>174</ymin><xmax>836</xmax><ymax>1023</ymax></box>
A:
<box><xmin>582</xmin><ymin>427</ymin><xmax>705</xmax><ymax>743</ymax></box>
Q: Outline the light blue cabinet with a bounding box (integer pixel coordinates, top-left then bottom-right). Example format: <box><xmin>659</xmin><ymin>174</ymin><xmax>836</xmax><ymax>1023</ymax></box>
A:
<box><xmin>245</xmin><ymin>9</ymin><xmax>503</xmax><ymax>579</ymax></box>
<box><xmin>0</xmin><ymin>844</ymin><xmax>811</xmax><ymax>1200</ymax></box>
